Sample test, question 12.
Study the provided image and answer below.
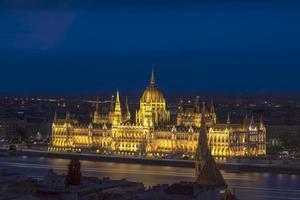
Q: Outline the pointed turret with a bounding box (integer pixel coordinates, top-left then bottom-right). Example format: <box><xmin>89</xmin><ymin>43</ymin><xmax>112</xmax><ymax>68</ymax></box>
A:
<box><xmin>112</xmin><ymin>90</ymin><xmax>122</xmax><ymax>125</ymax></box>
<box><xmin>250</xmin><ymin>115</ymin><xmax>255</xmax><ymax>126</ymax></box>
<box><xmin>196</xmin><ymin>104</ymin><xmax>208</xmax><ymax>161</ymax></box>
<box><xmin>150</xmin><ymin>67</ymin><xmax>155</xmax><ymax>86</ymax></box>
<box><xmin>210</xmin><ymin>98</ymin><xmax>215</xmax><ymax>113</ymax></box>
<box><xmin>114</xmin><ymin>90</ymin><xmax>121</xmax><ymax>113</ymax></box>
<box><xmin>53</xmin><ymin>111</ymin><xmax>57</xmax><ymax>123</ymax></box>
<box><xmin>259</xmin><ymin>114</ymin><xmax>265</xmax><ymax>130</ymax></box>
<box><xmin>227</xmin><ymin>113</ymin><xmax>231</xmax><ymax>124</ymax></box>
<box><xmin>202</xmin><ymin>101</ymin><xmax>206</xmax><ymax>113</ymax></box>
<box><xmin>124</xmin><ymin>96</ymin><xmax>131</xmax><ymax>121</ymax></box>
<box><xmin>195</xmin><ymin>106</ymin><xmax>227</xmax><ymax>188</ymax></box>
<box><xmin>243</xmin><ymin>113</ymin><xmax>249</xmax><ymax>130</ymax></box>
<box><xmin>66</xmin><ymin>112</ymin><xmax>70</xmax><ymax>121</ymax></box>
<box><xmin>249</xmin><ymin>116</ymin><xmax>257</xmax><ymax>131</ymax></box>
<box><xmin>195</xmin><ymin>152</ymin><xmax>227</xmax><ymax>188</ymax></box>
<box><xmin>125</xmin><ymin>96</ymin><xmax>129</xmax><ymax>112</ymax></box>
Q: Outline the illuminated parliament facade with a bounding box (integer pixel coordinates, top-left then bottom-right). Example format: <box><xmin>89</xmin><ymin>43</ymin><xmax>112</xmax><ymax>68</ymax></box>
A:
<box><xmin>50</xmin><ymin>70</ymin><xmax>266</xmax><ymax>158</ymax></box>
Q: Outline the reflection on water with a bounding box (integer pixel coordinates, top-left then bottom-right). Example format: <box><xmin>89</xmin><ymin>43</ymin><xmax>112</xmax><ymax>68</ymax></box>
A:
<box><xmin>0</xmin><ymin>156</ymin><xmax>300</xmax><ymax>200</ymax></box>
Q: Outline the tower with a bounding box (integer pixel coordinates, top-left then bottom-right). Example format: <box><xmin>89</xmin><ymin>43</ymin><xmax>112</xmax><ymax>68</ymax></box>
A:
<box><xmin>123</xmin><ymin>96</ymin><xmax>131</xmax><ymax>121</ymax></box>
<box><xmin>249</xmin><ymin>116</ymin><xmax>257</xmax><ymax>131</ymax></box>
<box><xmin>195</xmin><ymin>106</ymin><xmax>209</xmax><ymax>175</ymax></box>
<box><xmin>112</xmin><ymin>90</ymin><xmax>122</xmax><ymax>126</ymax></box>
<box><xmin>150</xmin><ymin>66</ymin><xmax>155</xmax><ymax>86</ymax></box>
<box><xmin>210</xmin><ymin>98</ymin><xmax>215</xmax><ymax>114</ymax></box>
<box><xmin>53</xmin><ymin>111</ymin><xmax>57</xmax><ymax>123</ymax></box>
<box><xmin>259</xmin><ymin>114</ymin><xmax>265</xmax><ymax>131</ymax></box>
<box><xmin>136</xmin><ymin>68</ymin><xmax>170</xmax><ymax>127</ymax></box>
<box><xmin>210</xmin><ymin>98</ymin><xmax>217</xmax><ymax>125</ymax></box>
<box><xmin>227</xmin><ymin>113</ymin><xmax>231</xmax><ymax>124</ymax></box>
<box><xmin>195</xmin><ymin>107</ymin><xmax>227</xmax><ymax>188</ymax></box>
<box><xmin>66</xmin><ymin>111</ymin><xmax>70</xmax><ymax>122</ymax></box>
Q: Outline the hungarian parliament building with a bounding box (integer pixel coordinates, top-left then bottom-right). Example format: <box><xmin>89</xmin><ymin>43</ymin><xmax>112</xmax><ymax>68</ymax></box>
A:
<box><xmin>49</xmin><ymin>70</ymin><xmax>266</xmax><ymax>158</ymax></box>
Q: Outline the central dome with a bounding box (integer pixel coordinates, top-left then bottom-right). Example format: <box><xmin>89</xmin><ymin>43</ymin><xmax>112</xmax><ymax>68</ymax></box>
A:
<box><xmin>141</xmin><ymin>69</ymin><xmax>165</xmax><ymax>103</ymax></box>
<box><xmin>141</xmin><ymin>85</ymin><xmax>165</xmax><ymax>103</ymax></box>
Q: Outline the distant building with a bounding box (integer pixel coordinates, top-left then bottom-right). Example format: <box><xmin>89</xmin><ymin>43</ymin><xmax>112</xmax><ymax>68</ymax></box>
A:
<box><xmin>50</xmin><ymin>69</ymin><xmax>266</xmax><ymax>158</ymax></box>
<box><xmin>0</xmin><ymin>116</ymin><xmax>51</xmax><ymax>142</ymax></box>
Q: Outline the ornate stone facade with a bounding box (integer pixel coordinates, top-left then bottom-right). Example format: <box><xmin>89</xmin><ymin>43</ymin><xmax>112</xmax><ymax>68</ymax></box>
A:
<box><xmin>50</xmin><ymin>69</ymin><xmax>266</xmax><ymax>158</ymax></box>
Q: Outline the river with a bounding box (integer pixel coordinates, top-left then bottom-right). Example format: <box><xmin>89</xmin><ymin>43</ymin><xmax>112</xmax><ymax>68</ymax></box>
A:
<box><xmin>0</xmin><ymin>156</ymin><xmax>299</xmax><ymax>200</ymax></box>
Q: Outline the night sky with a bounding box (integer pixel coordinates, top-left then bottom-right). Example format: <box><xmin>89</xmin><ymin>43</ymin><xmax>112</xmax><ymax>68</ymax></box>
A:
<box><xmin>0</xmin><ymin>1</ymin><xmax>300</xmax><ymax>93</ymax></box>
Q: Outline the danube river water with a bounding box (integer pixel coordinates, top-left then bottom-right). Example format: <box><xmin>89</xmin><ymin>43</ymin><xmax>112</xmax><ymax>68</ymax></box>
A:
<box><xmin>0</xmin><ymin>156</ymin><xmax>299</xmax><ymax>200</ymax></box>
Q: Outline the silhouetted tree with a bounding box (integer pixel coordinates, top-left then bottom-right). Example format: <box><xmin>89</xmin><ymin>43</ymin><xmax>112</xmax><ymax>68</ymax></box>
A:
<box><xmin>65</xmin><ymin>159</ymin><xmax>81</xmax><ymax>186</ymax></box>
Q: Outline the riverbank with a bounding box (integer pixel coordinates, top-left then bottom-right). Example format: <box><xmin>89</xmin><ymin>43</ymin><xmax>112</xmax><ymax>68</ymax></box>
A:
<box><xmin>1</xmin><ymin>148</ymin><xmax>300</xmax><ymax>175</ymax></box>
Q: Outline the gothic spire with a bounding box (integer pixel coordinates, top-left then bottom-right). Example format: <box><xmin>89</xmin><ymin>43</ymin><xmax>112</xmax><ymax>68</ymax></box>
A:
<box><xmin>195</xmin><ymin>152</ymin><xmax>227</xmax><ymax>188</ymax></box>
<box><xmin>116</xmin><ymin>90</ymin><xmax>120</xmax><ymax>102</ymax></box>
<box><xmin>112</xmin><ymin>90</ymin><xmax>122</xmax><ymax>125</ymax></box>
<box><xmin>150</xmin><ymin>67</ymin><xmax>155</xmax><ymax>86</ymax></box>
<box><xmin>114</xmin><ymin>90</ymin><xmax>121</xmax><ymax>113</ymax></box>
<box><xmin>249</xmin><ymin>115</ymin><xmax>256</xmax><ymax>128</ymax></box>
<box><xmin>210</xmin><ymin>98</ymin><xmax>215</xmax><ymax>113</ymax></box>
<box><xmin>125</xmin><ymin>96</ymin><xmax>129</xmax><ymax>112</ymax></box>
<box><xmin>196</xmin><ymin>104</ymin><xmax>208</xmax><ymax>160</ymax></box>
<box><xmin>66</xmin><ymin>111</ymin><xmax>70</xmax><ymax>122</ymax></box>
<box><xmin>53</xmin><ymin>111</ymin><xmax>57</xmax><ymax>123</ymax></box>
<box><xmin>227</xmin><ymin>113</ymin><xmax>231</xmax><ymax>124</ymax></box>
<box><xmin>195</xmin><ymin>105</ymin><xmax>227</xmax><ymax>188</ymax></box>
<box><xmin>124</xmin><ymin>96</ymin><xmax>131</xmax><ymax>120</ymax></box>
<box><xmin>259</xmin><ymin>114</ymin><xmax>265</xmax><ymax>130</ymax></box>
<box><xmin>202</xmin><ymin>101</ymin><xmax>206</xmax><ymax>113</ymax></box>
<box><xmin>250</xmin><ymin>115</ymin><xmax>254</xmax><ymax>124</ymax></box>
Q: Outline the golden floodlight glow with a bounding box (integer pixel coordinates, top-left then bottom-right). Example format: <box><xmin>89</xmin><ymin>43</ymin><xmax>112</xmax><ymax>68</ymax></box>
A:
<box><xmin>49</xmin><ymin>69</ymin><xmax>266</xmax><ymax>158</ymax></box>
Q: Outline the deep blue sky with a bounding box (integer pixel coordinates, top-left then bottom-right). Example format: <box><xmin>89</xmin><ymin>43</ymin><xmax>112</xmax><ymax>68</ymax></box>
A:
<box><xmin>0</xmin><ymin>1</ymin><xmax>300</xmax><ymax>93</ymax></box>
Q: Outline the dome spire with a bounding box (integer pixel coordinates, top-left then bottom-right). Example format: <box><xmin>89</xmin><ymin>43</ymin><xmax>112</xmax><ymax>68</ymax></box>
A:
<box><xmin>150</xmin><ymin>67</ymin><xmax>155</xmax><ymax>86</ymax></box>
